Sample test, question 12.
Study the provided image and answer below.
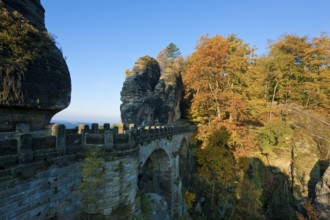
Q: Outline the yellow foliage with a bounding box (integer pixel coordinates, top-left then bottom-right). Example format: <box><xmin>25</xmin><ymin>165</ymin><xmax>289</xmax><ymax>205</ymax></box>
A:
<box><xmin>184</xmin><ymin>191</ymin><xmax>196</xmax><ymax>210</ymax></box>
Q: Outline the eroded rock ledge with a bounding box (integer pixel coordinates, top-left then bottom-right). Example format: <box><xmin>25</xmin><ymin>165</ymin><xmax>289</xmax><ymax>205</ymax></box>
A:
<box><xmin>0</xmin><ymin>0</ymin><xmax>71</xmax><ymax>131</ymax></box>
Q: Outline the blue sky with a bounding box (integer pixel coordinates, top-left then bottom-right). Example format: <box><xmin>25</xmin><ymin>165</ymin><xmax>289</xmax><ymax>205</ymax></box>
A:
<box><xmin>41</xmin><ymin>0</ymin><xmax>329</xmax><ymax>124</ymax></box>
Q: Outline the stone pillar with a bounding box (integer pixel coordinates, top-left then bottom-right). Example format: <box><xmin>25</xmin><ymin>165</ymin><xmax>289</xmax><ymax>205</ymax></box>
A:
<box><xmin>112</xmin><ymin>125</ymin><xmax>119</xmax><ymax>134</ymax></box>
<box><xmin>168</xmin><ymin>153</ymin><xmax>182</xmax><ymax>218</ymax></box>
<box><xmin>118</xmin><ymin>123</ymin><xmax>127</xmax><ymax>134</ymax></box>
<box><xmin>149</xmin><ymin>126</ymin><xmax>155</xmax><ymax>136</ymax></box>
<box><xmin>104</xmin><ymin>130</ymin><xmax>114</xmax><ymax>152</ymax></box>
<box><xmin>78</xmin><ymin>124</ymin><xmax>90</xmax><ymax>134</ymax></box>
<box><xmin>91</xmin><ymin>123</ymin><xmax>99</xmax><ymax>134</ymax></box>
<box><xmin>138</xmin><ymin>126</ymin><xmax>144</xmax><ymax>136</ymax></box>
<box><xmin>104</xmin><ymin>123</ymin><xmax>110</xmax><ymax>131</ymax></box>
<box><xmin>128</xmin><ymin>129</ymin><xmax>136</xmax><ymax>148</ymax></box>
<box><xmin>52</xmin><ymin>124</ymin><xmax>66</xmax><ymax>154</ymax></box>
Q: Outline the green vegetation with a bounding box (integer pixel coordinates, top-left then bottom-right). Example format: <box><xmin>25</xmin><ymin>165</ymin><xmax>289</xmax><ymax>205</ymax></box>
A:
<box><xmin>184</xmin><ymin>191</ymin><xmax>196</xmax><ymax>210</ymax></box>
<box><xmin>0</xmin><ymin>3</ymin><xmax>54</xmax><ymax>70</ymax></box>
<box><xmin>80</xmin><ymin>148</ymin><xmax>105</xmax><ymax>219</ymax></box>
<box><xmin>258</xmin><ymin>119</ymin><xmax>293</xmax><ymax>153</ymax></box>
<box><xmin>195</xmin><ymin>128</ymin><xmax>237</xmax><ymax>219</ymax></box>
<box><xmin>0</xmin><ymin>2</ymin><xmax>56</xmax><ymax>102</ymax></box>
<box><xmin>141</xmin><ymin>196</ymin><xmax>153</xmax><ymax>220</ymax></box>
<box><xmin>165</xmin><ymin>42</ymin><xmax>181</xmax><ymax>59</ymax></box>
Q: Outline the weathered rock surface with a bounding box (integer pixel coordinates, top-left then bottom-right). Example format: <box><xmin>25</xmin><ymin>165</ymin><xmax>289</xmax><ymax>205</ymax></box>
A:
<box><xmin>2</xmin><ymin>0</ymin><xmax>45</xmax><ymax>30</ymax></box>
<box><xmin>142</xmin><ymin>193</ymin><xmax>171</xmax><ymax>220</ymax></box>
<box><xmin>0</xmin><ymin>0</ymin><xmax>71</xmax><ymax>131</ymax></box>
<box><xmin>120</xmin><ymin>56</ymin><xmax>183</xmax><ymax>126</ymax></box>
<box><xmin>315</xmin><ymin>165</ymin><xmax>330</xmax><ymax>219</ymax></box>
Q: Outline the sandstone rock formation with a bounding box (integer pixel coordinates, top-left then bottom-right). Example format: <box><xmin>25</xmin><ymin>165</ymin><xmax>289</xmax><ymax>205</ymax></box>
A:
<box><xmin>315</xmin><ymin>165</ymin><xmax>330</xmax><ymax>219</ymax></box>
<box><xmin>0</xmin><ymin>0</ymin><xmax>71</xmax><ymax>131</ymax></box>
<box><xmin>120</xmin><ymin>56</ymin><xmax>183</xmax><ymax>126</ymax></box>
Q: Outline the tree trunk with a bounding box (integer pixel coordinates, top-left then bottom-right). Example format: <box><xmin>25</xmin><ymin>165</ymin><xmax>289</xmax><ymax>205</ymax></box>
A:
<box><xmin>269</xmin><ymin>79</ymin><xmax>279</xmax><ymax>121</ymax></box>
<box><xmin>208</xmin><ymin>78</ymin><xmax>221</xmax><ymax>119</ymax></box>
<box><xmin>305</xmin><ymin>92</ymin><xmax>310</xmax><ymax>107</ymax></box>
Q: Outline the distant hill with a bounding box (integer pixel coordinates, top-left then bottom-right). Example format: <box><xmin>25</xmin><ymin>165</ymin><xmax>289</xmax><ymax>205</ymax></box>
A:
<box><xmin>51</xmin><ymin>120</ymin><xmax>91</xmax><ymax>129</ymax></box>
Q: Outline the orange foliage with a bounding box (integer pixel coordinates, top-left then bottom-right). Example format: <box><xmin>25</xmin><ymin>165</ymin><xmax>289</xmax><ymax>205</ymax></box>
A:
<box><xmin>184</xmin><ymin>34</ymin><xmax>256</xmax><ymax>155</ymax></box>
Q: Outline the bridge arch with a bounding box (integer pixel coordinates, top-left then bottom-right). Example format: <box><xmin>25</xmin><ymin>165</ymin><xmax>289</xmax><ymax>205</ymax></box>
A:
<box><xmin>138</xmin><ymin>148</ymin><xmax>173</xmax><ymax>209</ymax></box>
<box><xmin>137</xmin><ymin>133</ymin><xmax>195</xmax><ymax>217</ymax></box>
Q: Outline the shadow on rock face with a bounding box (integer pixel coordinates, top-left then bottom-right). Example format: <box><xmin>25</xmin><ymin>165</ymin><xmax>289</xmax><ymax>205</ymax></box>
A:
<box><xmin>0</xmin><ymin>0</ymin><xmax>71</xmax><ymax>131</ymax></box>
<box><xmin>141</xmin><ymin>193</ymin><xmax>171</xmax><ymax>220</ymax></box>
<box><xmin>120</xmin><ymin>56</ymin><xmax>183</xmax><ymax>126</ymax></box>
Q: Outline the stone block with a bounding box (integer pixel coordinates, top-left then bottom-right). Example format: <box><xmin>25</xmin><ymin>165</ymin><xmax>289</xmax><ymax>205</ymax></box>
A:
<box><xmin>0</xmin><ymin>139</ymin><xmax>17</xmax><ymax>155</ymax></box>
<box><xmin>113</xmin><ymin>134</ymin><xmax>129</xmax><ymax>145</ymax></box>
<box><xmin>52</xmin><ymin>124</ymin><xmax>66</xmax><ymax>147</ymax></box>
<box><xmin>15</xmin><ymin>123</ymin><xmax>30</xmax><ymax>133</ymax></box>
<box><xmin>18</xmin><ymin>134</ymin><xmax>33</xmax><ymax>163</ymax></box>
<box><xmin>118</xmin><ymin>123</ymin><xmax>127</xmax><ymax>134</ymax></box>
<box><xmin>112</xmin><ymin>125</ymin><xmax>119</xmax><ymax>134</ymax></box>
<box><xmin>85</xmin><ymin>134</ymin><xmax>104</xmax><ymax>145</ymax></box>
<box><xmin>32</xmin><ymin>136</ymin><xmax>56</xmax><ymax>150</ymax></box>
<box><xmin>78</xmin><ymin>124</ymin><xmax>89</xmax><ymax>134</ymax></box>
<box><xmin>91</xmin><ymin>123</ymin><xmax>99</xmax><ymax>134</ymax></box>
<box><xmin>0</xmin><ymin>155</ymin><xmax>17</xmax><ymax>168</ymax></box>
<box><xmin>66</xmin><ymin>134</ymin><xmax>83</xmax><ymax>146</ymax></box>
<box><xmin>104</xmin><ymin>130</ymin><xmax>114</xmax><ymax>151</ymax></box>
<box><xmin>103</xmin><ymin>123</ymin><xmax>110</xmax><ymax>131</ymax></box>
<box><xmin>103</xmin><ymin>207</ymin><xmax>112</xmax><ymax>216</ymax></box>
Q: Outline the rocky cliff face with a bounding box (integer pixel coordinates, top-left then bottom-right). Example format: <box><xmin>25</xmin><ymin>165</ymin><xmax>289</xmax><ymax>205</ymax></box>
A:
<box><xmin>0</xmin><ymin>0</ymin><xmax>71</xmax><ymax>131</ymax></box>
<box><xmin>120</xmin><ymin>56</ymin><xmax>183</xmax><ymax>126</ymax></box>
<box><xmin>315</xmin><ymin>165</ymin><xmax>330</xmax><ymax>219</ymax></box>
<box><xmin>2</xmin><ymin>0</ymin><xmax>45</xmax><ymax>30</ymax></box>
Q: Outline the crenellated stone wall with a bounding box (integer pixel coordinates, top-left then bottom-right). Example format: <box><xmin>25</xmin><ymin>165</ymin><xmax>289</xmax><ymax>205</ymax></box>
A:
<box><xmin>0</xmin><ymin>122</ymin><xmax>196</xmax><ymax>219</ymax></box>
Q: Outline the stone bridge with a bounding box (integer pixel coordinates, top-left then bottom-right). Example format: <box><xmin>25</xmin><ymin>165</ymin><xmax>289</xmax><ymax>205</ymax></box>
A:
<box><xmin>0</xmin><ymin>122</ymin><xmax>196</xmax><ymax>219</ymax></box>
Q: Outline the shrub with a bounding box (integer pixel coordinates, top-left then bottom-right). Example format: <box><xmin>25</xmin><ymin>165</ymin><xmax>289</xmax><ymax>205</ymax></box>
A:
<box><xmin>258</xmin><ymin>120</ymin><xmax>293</xmax><ymax>153</ymax></box>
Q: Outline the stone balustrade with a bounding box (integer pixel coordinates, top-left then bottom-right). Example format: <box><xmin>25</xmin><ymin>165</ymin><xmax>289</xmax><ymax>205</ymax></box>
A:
<box><xmin>0</xmin><ymin>123</ymin><xmax>196</xmax><ymax>170</ymax></box>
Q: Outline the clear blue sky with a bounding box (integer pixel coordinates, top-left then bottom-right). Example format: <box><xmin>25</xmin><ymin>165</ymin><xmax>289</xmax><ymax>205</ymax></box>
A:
<box><xmin>42</xmin><ymin>0</ymin><xmax>329</xmax><ymax>124</ymax></box>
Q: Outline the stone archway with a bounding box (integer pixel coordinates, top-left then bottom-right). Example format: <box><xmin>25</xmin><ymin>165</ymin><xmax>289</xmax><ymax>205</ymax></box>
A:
<box><xmin>138</xmin><ymin>149</ymin><xmax>173</xmax><ymax>210</ymax></box>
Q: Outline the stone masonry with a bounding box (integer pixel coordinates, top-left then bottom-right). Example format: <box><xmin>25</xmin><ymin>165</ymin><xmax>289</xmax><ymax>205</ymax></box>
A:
<box><xmin>0</xmin><ymin>122</ymin><xmax>196</xmax><ymax>219</ymax></box>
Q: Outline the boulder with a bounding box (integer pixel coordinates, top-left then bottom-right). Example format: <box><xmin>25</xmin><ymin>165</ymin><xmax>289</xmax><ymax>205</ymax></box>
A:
<box><xmin>141</xmin><ymin>193</ymin><xmax>171</xmax><ymax>220</ymax></box>
<box><xmin>120</xmin><ymin>56</ymin><xmax>183</xmax><ymax>126</ymax></box>
<box><xmin>0</xmin><ymin>0</ymin><xmax>71</xmax><ymax>131</ymax></box>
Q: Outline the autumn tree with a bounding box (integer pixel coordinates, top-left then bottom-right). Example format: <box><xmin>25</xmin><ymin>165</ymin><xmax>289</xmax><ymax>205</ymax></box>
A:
<box><xmin>183</xmin><ymin>33</ymin><xmax>329</xmax><ymax>219</ymax></box>
<box><xmin>264</xmin><ymin>34</ymin><xmax>330</xmax><ymax>111</ymax></box>
<box><xmin>196</xmin><ymin>128</ymin><xmax>237</xmax><ymax>219</ymax></box>
<box><xmin>184</xmin><ymin>34</ymin><xmax>255</xmax><ymax>125</ymax></box>
<box><xmin>183</xmin><ymin>34</ymin><xmax>257</xmax><ymax>155</ymax></box>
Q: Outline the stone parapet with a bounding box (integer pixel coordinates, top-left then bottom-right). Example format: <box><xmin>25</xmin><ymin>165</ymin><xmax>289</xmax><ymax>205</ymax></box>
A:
<box><xmin>0</xmin><ymin>123</ymin><xmax>196</xmax><ymax>170</ymax></box>
<box><xmin>0</xmin><ymin>122</ymin><xmax>196</xmax><ymax>219</ymax></box>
